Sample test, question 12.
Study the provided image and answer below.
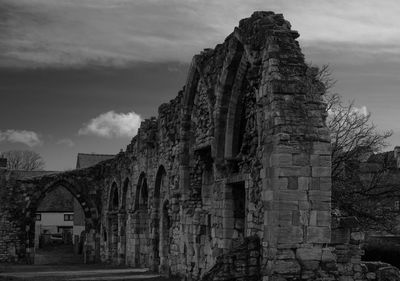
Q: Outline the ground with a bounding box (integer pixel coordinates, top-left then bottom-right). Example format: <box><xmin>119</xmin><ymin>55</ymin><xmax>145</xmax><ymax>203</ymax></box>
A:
<box><xmin>0</xmin><ymin>244</ymin><xmax>177</xmax><ymax>281</ymax></box>
<box><xmin>0</xmin><ymin>264</ymin><xmax>178</xmax><ymax>281</ymax></box>
<box><xmin>34</xmin><ymin>244</ymin><xmax>82</xmax><ymax>265</ymax></box>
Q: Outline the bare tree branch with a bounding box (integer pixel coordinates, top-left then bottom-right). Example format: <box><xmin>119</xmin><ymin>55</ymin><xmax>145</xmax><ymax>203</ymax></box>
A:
<box><xmin>1</xmin><ymin>150</ymin><xmax>45</xmax><ymax>171</ymax></box>
<box><xmin>308</xmin><ymin>64</ymin><xmax>395</xmax><ymax>230</ymax></box>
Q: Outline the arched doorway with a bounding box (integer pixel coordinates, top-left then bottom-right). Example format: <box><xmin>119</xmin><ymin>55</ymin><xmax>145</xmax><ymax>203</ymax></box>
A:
<box><xmin>152</xmin><ymin>166</ymin><xmax>166</xmax><ymax>271</ymax></box>
<box><xmin>107</xmin><ymin>182</ymin><xmax>119</xmax><ymax>263</ymax></box>
<box><xmin>118</xmin><ymin>178</ymin><xmax>129</xmax><ymax>265</ymax></box>
<box><xmin>133</xmin><ymin>173</ymin><xmax>150</xmax><ymax>267</ymax></box>
<box><xmin>24</xmin><ymin>179</ymin><xmax>99</xmax><ymax>265</ymax></box>
<box><xmin>31</xmin><ymin>185</ymin><xmax>83</xmax><ymax>264</ymax></box>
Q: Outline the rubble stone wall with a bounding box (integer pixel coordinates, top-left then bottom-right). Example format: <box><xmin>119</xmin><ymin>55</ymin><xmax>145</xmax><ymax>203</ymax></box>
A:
<box><xmin>0</xmin><ymin>11</ymin><xmax>364</xmax><ymax>280</ymax></box>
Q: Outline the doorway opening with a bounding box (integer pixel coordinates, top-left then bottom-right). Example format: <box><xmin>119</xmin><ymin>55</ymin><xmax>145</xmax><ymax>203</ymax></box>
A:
<box><xmin>224</xmin><ymin>181</ymin><xmax>246</xmax><ymax>246</ymax></box>
<box><xmin>33</xmin><ymin>185</ymin><xmax>86</xmax><ymax>265</ymax></box>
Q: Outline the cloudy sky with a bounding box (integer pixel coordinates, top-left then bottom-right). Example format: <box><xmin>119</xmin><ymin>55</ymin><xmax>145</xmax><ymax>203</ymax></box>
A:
<box><xmin>1</xmin><ymin>0</ymin><xmax>399</xmax><ymax>170</ymax></box>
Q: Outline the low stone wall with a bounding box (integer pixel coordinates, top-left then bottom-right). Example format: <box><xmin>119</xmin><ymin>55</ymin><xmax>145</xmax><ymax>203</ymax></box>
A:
<box><xmin>331</xmin><ymin>216</ymin><xmax>365</xmax><ymax>280</ymax></box>
<box><xmin>362</xmin><ymin>262</ymin><xmax>400</xmax><ymax>281</ymax></box>
<box><xmin>201</xmin><ymin>236</ymin><xmax>261</xmax><ymax>281</ymax></box>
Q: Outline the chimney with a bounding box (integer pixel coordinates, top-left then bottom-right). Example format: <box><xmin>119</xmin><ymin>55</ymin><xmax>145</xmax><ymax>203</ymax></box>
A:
<box><xmin>394</xmin><ymin>147</ymin><xmax>400</xmax><ymax>169</ymax></box>
<box><xmin>0</xmin><ymin>157</ymin><xmax>7</xmax><ymax>169</ymax></box>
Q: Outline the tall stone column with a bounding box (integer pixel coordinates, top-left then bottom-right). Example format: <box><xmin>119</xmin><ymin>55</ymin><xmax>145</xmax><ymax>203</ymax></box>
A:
<box><xmin>117</xmin><ymin>212</ymin><xmax>126</xmax><ymax>265</ymax></box>
<box><xmin>237</xmin><ymin>12</ymin><xmax>333</xmax><ymax>280</ymax></box>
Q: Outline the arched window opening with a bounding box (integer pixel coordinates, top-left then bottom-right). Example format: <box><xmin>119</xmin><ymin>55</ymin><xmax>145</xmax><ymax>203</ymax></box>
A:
<box><xmin>135</xmin><ymin>174</ymin><xmax>149</xmax><ymax>210</ymax></box>
<box><xmin>121</xmin><ymin>178</ymin><xmax>129</xmax><ymax>210</ymax></box>
<box><xmin>231</xmin><ymin>90</ymin><xmax>248</xmax><ymax>158</ymax></box>
<box><xmin>139</xmin><ymin>179</ymin><xmax>148</xmax><ymax>209</ymax></box>
<box><xmin>103</xmin><ymin>227</ymin><xmax>107</xmax><ymax>242</ymax></box>
<box><xmin>154</xmin><ymin>166</ymin><xmax>166</xmax><ymax>201</ymax></box>
<box><xmin>110</xmin><ymin>183</ymin><xmax>119</xmax><ymax>211</ymax></box>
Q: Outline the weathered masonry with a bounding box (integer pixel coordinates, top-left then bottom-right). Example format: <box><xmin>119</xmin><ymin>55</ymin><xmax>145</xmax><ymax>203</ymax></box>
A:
<box><xmin>0</xmin><ymin>11</ymin><xmax>376</xmax><ymax>280</ymax></box>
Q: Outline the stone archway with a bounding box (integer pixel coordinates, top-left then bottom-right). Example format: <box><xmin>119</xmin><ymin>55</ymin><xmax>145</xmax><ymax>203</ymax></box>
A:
<box><xmin>118</xmin><ymin>178</ymin><xmax>130</xmax><ymax>265</ymax></box>
<box><xmin>152</xmin><ymin>166</ymin><xmax>167</xmax><ymax>271</ymax></box>
<box><xmin>23</xmin><ymin>177</ymin><xmax>100</xmax><ymax>264</ymax></box>
<box><xmin>132</xmin><ymin>172</ymin><xmax>150</xmax><ymax>267</ymax></box>
<box><xmin>107</xmin><ymin>182</ymin><xmax>119</xmax><ymax>263</ymax></box>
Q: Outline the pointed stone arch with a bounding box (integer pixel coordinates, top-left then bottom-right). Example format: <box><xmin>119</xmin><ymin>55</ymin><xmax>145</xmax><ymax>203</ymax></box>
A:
<box><xmin>152</xmin><ymin>165</ymin><xmax>167</xmax><ymax>271</ymax></box>
<box><xmin>121</xmin><ymin>178</ymin><xmax>130</xmax><ymax>211</ymax></box>
<box><xmin>23</xmin><ymin>177</ymin><xmax>100</xmax><ymax>264</ymax></box>
<box><xmin>119</xmin><ymin>178</ymin><xmax>130</xmax><ymax>265</ymax></box>
<box><xmin>132</xmin><ymin>172</ymin><xmax>150</xmax><ymax>267</ymax></box>
<box><xmin>213</xmin><ymin>37</ymin><xmax>248</xmax><ymax>164</ymax></box>
<box><xmin>135</xmin><ymin>172</ymin><xmax>148</xmax><ymax>210</ymax></box>
<box><xmin>107</xmin><ymin>181</ymin><xmax>119</xmax><ymax>263</ymax></box>
<box><xmin>108</xmin><ymin>182</ymin><xmax>119</xmax><ymax>211</ymax></box>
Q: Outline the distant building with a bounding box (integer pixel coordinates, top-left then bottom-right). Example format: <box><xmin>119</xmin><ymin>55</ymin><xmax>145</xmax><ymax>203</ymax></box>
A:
<box><xmin>35</xmin><ymin>186</ymin><xmax>74</xmax><ymax>248</ymax></box>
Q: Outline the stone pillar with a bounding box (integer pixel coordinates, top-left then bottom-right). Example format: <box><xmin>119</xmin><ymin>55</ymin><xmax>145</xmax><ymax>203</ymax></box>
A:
<box><xmin>240</xmin><ymin>12</ymin><xmax>334</xmax><ymax>280</ymax></box>
<box><xmin>117</xmin><ymin>212</ymin><xmax>126</xmax><ymax>265</ymax></box>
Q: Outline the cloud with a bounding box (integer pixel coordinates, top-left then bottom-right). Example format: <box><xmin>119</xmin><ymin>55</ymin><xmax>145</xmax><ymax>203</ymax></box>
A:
<box><xmin>79</xmin><ymin>111</ymin><xmax>142</xmax><ymax>138</ymax></box>
<box><xmin>1</xmin><ymin>0</ymin><xmax>400</xmax><ymax>68</ymax></box>
<box><xmin>0</xmin><ymin>130</ymin><xmax>42</xmax><ymax>147</ymax></box>
<box><xmin>56</xmin><ymin>138</ymin><xmax>75</xmax><ymax>147</ymax></box>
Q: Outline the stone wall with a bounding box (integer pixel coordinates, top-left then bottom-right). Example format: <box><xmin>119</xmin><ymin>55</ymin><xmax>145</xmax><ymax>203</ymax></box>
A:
<box><xmin>0</xmin><ymin>11</ymin><xmax>370</xmax><ymax>280</ymax></box>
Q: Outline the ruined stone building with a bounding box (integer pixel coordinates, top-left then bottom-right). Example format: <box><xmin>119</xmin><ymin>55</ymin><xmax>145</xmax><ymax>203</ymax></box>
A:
<box><xmin>1</xmin><ymin>11</ymin><xmax>395</xmax><ymax>281</ymax></box>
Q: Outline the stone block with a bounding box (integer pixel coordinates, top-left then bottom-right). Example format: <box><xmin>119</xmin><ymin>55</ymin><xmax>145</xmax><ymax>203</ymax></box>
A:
<box><xmin>320</xmin><ymin>177</ymin><xmax>332</xmax><ymax>191</ymax></box>
<box><xmin>296</xmin><ymin>247</ymin><xmax>322</xmax><ymax>261</ymax></box>
<box><xmin>263</xmin><ymin>190</ymin><xmax>274</xmax><ymax>201</ymax></box>
<box><xmin>306</xmin><ymin>226</ymin><xmax>330</xmax><ymax>243</ymax></box>
<box><xmin>312</xmin><ymin>142</ymin><xmax>331</xmax><ymax>155</ymax></box>
<box><xmin>321</xmin><ymin>248</ymin><xmax>336</xmax><ymax>262</ymax></box>
<box><xmin>311</xmin><ymin>200</ymin><xmax>331</xmax><ymax>211</ymax></box>
<box><xmin>311</xmin><ymin>177</ymin><xmax>320</xmax><ymax>190</ymax></box>
<box><xmin>302</xmin><ymin>260</ymin><xmax>320</xmax><ymax>270</ymax></box>
<box><xmin>278</xmin><ymin>211</ymin><xmax>292</xmax><ymax>225</ymax></box>
<box><xmin>264</xmin><ymin>211</ymin><xmax>279</xmax><ymax>226</ymax></box>
<box><xmin>271</xmin><ymin>153</ymin><xmax>293</xmax><ymax>166</ymax></box>
<box><xmin>312</xmin><ymin>167</ymin><xmax>331</xmax><ymax>177</ymax></box>
<box><xmin>310</xmin><ymin>155</ymin><xmax>320</xmax><ymax>166</ymax></box>
<box><xmin>274</xmin><ymin>177</ymin><xmax>288</xmax><ymax>190</ymax></box>
<box><xmin>278</xmin><ymin>226</ymin><xmax>303</xmax><ymax>243</ymax></box>
<box><xmin>287</xmin><ymin>177</ymin><xmax>298</xmax><ymax>190</ymax></box>
<box><xmin>299</xmin><ymin>200</ymin><xmax>310</xmax><ymax>210</ymax></box>
<box><xmin>279</xmin><ymin>166</ymin><xmax>310</xmax><ymax>177</ymax></box>
<box><xmin>292</xmin><ymin>210</ymin><xmax>301</xmax><ymax>226</ymax></box>
<box><xmin>276</xmin><ymin>249</ymin><xmax>295</xmax><ymax>259</ymax></box>
<box><xmin>317</xmin><ymin>211</ymin><xmax>331</xmax><ymax>226</ymax></box>
<box><xmin>319</xmin><ymin>155</ymin><xmax>331</xmax><ymax>167</ymax></box>
<box><xmin>263</xmin><ymin>226</ymin><xmax>278</xmax><ymax>246</ymax></box>
<box><xmin>278</xmin><ymin>190</ymin><xmax>307</xmax><ymax>201</ymax></box>
<box><xmin>273</xmin><ymin>260</ymin><xmax>301</xmax><ymax>275</ymax></box>
<box><xmin>298</xmin><ymin>177</ymin><xmax>310</xmax><ymax>190</ymax></box>
<box><xmin>309</xmin><ymin>190</ymin><xmax>331</xmax><ymax>202</ymax></box>
<box><xmin>293</xmin><ymin>153</ymin><xmax>309</xmax><ymax>166</ymax></box>
<box><xmin>222</xmin><ymin>228</ymin><xmax>235</xmax><ymax>238</ymax></box>
<box><xmin>274</xmin><ymin>200</ymin><xmax>298</xmax><ymax>210</ymax></box>
<box><xmin>310</xmin><ymin>210</ymin><xmax>317</xmax><ymax>226</ymax></box>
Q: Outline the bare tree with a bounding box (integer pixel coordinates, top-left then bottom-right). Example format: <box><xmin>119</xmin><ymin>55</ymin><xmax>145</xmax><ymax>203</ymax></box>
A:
<box><xmin>1</xmin><ymin>150</ymin><xmax>45</xmax><ymax>171</ymax></box>
<box><xmin>309</xmin><ymin>65</ymin><xmax>394</xmax><ymax>229</ymax></box>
